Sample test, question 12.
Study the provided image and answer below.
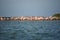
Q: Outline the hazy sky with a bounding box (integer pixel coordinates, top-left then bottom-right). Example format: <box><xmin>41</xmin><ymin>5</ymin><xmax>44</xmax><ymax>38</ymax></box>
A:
<box><xmin>0</xmin><ymin>0</ymin><xmax>60</xmax><ymax>17</ymax></box>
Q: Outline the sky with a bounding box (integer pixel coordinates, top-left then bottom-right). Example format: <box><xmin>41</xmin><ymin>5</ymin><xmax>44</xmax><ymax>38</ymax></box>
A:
<box><xmin>0</xmin><ymin>0</ymin><xmax>60</xmax><ymax>17</ymax></box>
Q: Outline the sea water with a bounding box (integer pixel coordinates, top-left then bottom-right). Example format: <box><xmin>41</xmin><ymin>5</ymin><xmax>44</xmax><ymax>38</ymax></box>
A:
<box><xmin>0</xmin><ymin>20</ymin><xmax>60</xmax><ymax>40</ymax></box>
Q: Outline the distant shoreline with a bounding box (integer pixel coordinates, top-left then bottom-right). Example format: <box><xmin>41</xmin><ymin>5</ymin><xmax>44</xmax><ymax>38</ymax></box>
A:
<box><xmin>0</xmin><ymin>16</ymin><xmax>60</xmax><ymax>21</ymax></box>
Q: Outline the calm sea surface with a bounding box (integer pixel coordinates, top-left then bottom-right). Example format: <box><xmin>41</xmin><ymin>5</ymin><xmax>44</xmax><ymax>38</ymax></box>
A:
<box><xmin>0</xmin><ymin>20</ymin><xmax>60</xmax><ymax>40</ymax></box>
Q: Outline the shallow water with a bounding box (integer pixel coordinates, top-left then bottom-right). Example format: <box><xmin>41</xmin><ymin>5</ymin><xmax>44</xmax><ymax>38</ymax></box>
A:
<box><xmin>0</xmin><ymin>20</ymin><xmax>60</xmax><ymax>40</ymax></box>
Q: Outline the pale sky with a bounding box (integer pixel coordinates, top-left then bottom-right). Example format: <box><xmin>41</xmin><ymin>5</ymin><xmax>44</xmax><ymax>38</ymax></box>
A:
<box><xmin>0</xmin><ymin>0</ymin><xmax>60</xmax><ymax>17</ymax></box>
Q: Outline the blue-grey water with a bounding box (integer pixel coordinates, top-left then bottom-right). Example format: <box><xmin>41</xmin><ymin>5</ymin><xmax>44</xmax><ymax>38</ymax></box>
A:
<box><xmin>0</xmin><ymin>20</ymin><xmax>60</xmax><ymax>40</ymax></box>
